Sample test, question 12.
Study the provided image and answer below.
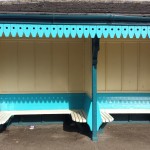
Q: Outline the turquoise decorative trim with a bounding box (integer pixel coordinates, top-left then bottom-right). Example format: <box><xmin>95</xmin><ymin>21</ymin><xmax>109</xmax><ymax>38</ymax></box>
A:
<box><xmin>0</xmin><ymin>93</ymin><xmax>84</xmax><ymax>111</ymax></box>
<box><xmin>0</xmin><ymin>24</ymin><xmax>150</xmax><ymax>38</ymax></box>
<box><xmin>98</xmin><ymin>93</ymin><xmax>150</xmax><ymax>109</ymax></box>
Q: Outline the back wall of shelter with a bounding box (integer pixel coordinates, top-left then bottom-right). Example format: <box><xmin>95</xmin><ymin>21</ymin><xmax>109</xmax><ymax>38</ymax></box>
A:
<box><xmin>0</xmin><ymin>37</ymin><xmax>149</xmax><ymax>94</ymax></box>
<box><xmin>98</xmin><ymin>38</ymin><xmax>150</xmax><ymax>92</ymax></box>
<box><xmin>0</xmin><ymin>37</ymin><xmax>92</xmax><ymax>95</ymax></box>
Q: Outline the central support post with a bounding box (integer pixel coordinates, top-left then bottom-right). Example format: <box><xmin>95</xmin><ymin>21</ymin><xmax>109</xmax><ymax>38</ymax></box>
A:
<box><xmin>92</xmin><ymin>36</ymin><xmax>100</xmax><ymax>141</ymax></box>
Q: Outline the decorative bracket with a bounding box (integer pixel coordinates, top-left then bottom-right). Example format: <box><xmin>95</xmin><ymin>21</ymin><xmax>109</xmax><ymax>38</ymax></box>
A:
<box><xmin>92</xmin><ymin>36</ymin><xmax>100</xmax><ymax>66</ymax></box>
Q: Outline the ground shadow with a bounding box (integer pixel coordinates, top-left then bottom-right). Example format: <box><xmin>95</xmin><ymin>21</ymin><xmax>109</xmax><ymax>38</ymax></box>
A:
<box><xmin>0</xmin><ymin>123</ymin><xmax>8</xmax><ymax>133</ymax></box>
<box><xmin>63</xmin><ymin>115</ymin><xmax>91</xmax><ymax>138</ymax></box>
<box><xmin>0</xmin><ymin>114</ymin><xmax>91</xmax><ymax>139</ymax></box>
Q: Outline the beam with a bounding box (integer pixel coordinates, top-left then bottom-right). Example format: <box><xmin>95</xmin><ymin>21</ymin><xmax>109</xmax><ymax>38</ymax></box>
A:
<box><xmin>92</xmin><ymin>36</ymin><xmax>99</xmax><ymax>141</ymax></box>
<box><xmin>0</xmin><ymin>14</ymin><xmax>150</xmax><ymax>25</ymax></box>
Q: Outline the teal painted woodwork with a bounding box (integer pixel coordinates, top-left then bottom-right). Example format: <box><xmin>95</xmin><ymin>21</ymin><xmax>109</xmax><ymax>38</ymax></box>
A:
<box><xmin>0</xmin><ymin>93</ymin><xmax>85</xmax><ymax>111</ymax></box>
<box><xmin>83</xmin><ymin>94</ymin><xmax>92</xmax><ymax>131</ymax></box>
<box><xmin>92</xmin><ymin>65</ymin><xmax>98</xmax><ymax>141</ymax></box>
<box><xmin>98</xmin><ymin>93</ymin><xmax>150</xmax><ymax>109</ymax></box>
<box><xmin>0</xmin><ymin>93</ymin><xmax>101</xmax><ymax>132</ymax></box>
<box><xmin>0</xmin><ymin>93</ymin><xmax>95</xmax><ymax>133</ymax></box>
<box><xmin>0</xmin><ymin>93</ymin><xmax>149</xmax><ymax>132</ymax></box>
<box><xmin>92</xmin><ymin>37</ymin><xmax>102</xmax><ymax>141</ymax></box>
<box><xmin>0</xmin><ymin>24</ymin><xmax>150</xmax><ymax>38</ymax></box>
<box><xmin>83</xmin><ymin>94</ymin><xmax>102</xmax><ymax>132</ymax></box>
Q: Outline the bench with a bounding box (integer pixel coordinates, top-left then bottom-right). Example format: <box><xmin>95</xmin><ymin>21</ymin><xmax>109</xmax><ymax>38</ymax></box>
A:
<box><xmin>100</xmin><ymin>110</ymin><xmax>114</xmax><ymax>123</ymax></box>
<box><xmin>0</xmin><ymin>110</ymin><xmax>87</xmax><ymax>125</ymax></box>
<box><xmin>98</xmin><ymin>93</ymin><xmax>150</xmax><ymax>123</ymax></box>
<box><xmin>100</xmin><ymin>109</ymin><xmax>150</xmax><ymax>115</ymax></box>
<box><xmin>0</xmin><ymin>110</ymin><xmax>114</xmax><ymax>125</ymax></box>
<box><xmin>100</xmin><ymin>109</ymin><xmax>150</xmax><ymax>123</ymax></box>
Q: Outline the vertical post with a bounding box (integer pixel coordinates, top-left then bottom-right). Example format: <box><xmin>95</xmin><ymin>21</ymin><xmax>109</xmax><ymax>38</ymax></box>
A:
<box><xmin>92</xmin><ymin>36</ymin><xmax>99</xmax><ymax>141</ymax></box>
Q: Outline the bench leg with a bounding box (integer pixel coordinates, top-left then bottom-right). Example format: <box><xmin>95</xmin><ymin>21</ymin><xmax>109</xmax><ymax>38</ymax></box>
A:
<box><xmin>99</xmin><ymin>123</ymin><xmax>107</xmax><ymax>134</ymax></box>
<box><xmin>0</xmin><ymin>124</ymin><xmax>7</xmax><ymax>133</ymax></box>
<box><xmin>76</xmin><ymin>122</ymin><xmax>84</xmax><ymax>132</ymax></box>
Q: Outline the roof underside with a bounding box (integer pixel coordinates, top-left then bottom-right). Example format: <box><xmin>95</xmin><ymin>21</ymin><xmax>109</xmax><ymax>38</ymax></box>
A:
<box><xmin>0</xmin><ymin>0</ymin><xmax>150</xmax><ymax>16</ymax></box>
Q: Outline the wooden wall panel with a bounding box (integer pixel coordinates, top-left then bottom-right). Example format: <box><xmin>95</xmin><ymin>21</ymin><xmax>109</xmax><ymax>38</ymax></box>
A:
<box><xmin>52</xmin><ymin>42</ymin><xmax>68</xmax><ymax>92</ymax></box>
<box><xmin>0</xmin><ymin>41</ymin><xmax>18</xmax><ymax>92</ymax></box>
<box><xmin>1</xmin><ymin>38</ymin><xmax>149</xmax><ymax>93</ymax></box>
<box><xmin>0</xmin><ymin>39</ymin><xmax>88</xmax><ymax>93</ymax></box>
<box><xmin>138</xmin><ymin>42</ymin><xmax>150</xmax><ymax>91</ymax></box>
<box><xmin>35</xmin><ymin>42</ymin><xmax>52</xmax><ymax>92</ymax></box>
<box><xmin>69</xmin><ymin>42</ymin><xmax>84</xmax><ymax>92</ymax></box>
<box><xmin>18</xmin><ymin>41</ymin><xmax>35</xmax><ymax>92</ymax></box>
<box><xmin>122</xmin><ymin>42</ymin><xmax>138</xmax><ymax>91</ymax></box>
<box><xmin>106</xmin><ymin>42</ymin><xmax>122</xmax><ymax>91</ymax></box>
<box><xmin>97</xmin><ymin>39</ymin><xmax>150</xmax><ymax>92</ymax></box>
<box><xmin>84</xmin><ymin>39</ymin><xmax>92</xmax><ymax>96</ymax></box>
<box><xmin>97</xmin><ymin>42</ymin><xmax>106</xmax><ymax>91</ymax></box>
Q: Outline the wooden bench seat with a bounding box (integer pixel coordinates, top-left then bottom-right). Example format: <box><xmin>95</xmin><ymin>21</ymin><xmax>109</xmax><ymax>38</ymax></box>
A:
<box><xmin>100</xmin><ymin>111</ymin><xmax>114</xmax><ymax>123</ymax></box>
<box><xmin>0</xmin><ymin>112</ymin><xmax>12</xmax><ymax>125</ymax></box>
<box><xmin>100</xmin><ymin>109</ymin><xmax>150</xmax><ymax>114</ymax></box>
<box><xmin>1</xmin><ymin>109</ymin><xmax>148</xmax><ymax>126</ymax></box>
<box><xmin>70</xmin><ymin>110</ymin><xmax>86</xmax><ymax>123</ymax></box>
<box><xmin>0</xmin><ymin>109</ymin><xmax>115</xmax><ymax>125</ymax></box>
<box><xmin>100</xmin><ymin>109</ymin><xmax>150</xmax><ymax>123</ymax></box>
<box><xmin>0</xmin><ymin>110</ymin><xmax>87</xmax><ymax>125</ymax></box>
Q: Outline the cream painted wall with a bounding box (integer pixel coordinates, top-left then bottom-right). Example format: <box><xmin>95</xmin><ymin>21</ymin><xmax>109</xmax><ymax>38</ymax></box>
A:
<box><xmin>84</xmin><ymin>38</ymin><xmax>92</xmax><ymax>97</ymax></box>
<box><xmin>98</xmin><ymin>38</ymin><xmax>150</xmax><ymax>92</ymax></box>
<box><xmin>0</xmin><ymin>38</ymin><xmax>91</xmax><ymax>93</ymax></box>
<box><xmin>0</xmin><ymin>37</ymin><xmax>149</xmax><ymax>94</ymax></box>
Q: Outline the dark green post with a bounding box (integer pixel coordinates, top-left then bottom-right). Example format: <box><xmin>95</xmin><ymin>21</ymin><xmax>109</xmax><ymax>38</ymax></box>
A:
<box><xmin>92</xmin><ymin>36</ymin><xmax>100</xmax><ymax>141</ymax></box>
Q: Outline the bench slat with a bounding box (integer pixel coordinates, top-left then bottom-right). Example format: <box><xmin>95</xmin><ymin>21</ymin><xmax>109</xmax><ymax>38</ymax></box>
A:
<box><xmin>0</xmin><ymin>112</ymin><xmax>12</xmax><ymax>125</ymax></box>
<box><xmin>70</xmin><ymin>111</ymin><xmax>76</xmax><ymax>122</ymax></box>
<box><xmin>100</xmin><ymin>110</ymin><xmax>114</xmax><ymax>123</ymax></box>
<box><xmin>102</xmin><ymin>111</ymin><xmax>114</xmax><ymax>122</ymax></box>
<box><xmin>73</xmin><ymin>111</ymin><xmax>81</xmax><ymax>122</ymax></box>
<box><xmin>100</xmin><ymin>109</ymin><xmax>150</xmax><ymax>114</ymax></box>
<box><xmin>70</xmin><ymin>110</ymin><xmax>86</xmax><ymax>123</ymax></box>
<box><xmin>79</xmin><ymin>111</ymin><xmax>86</xmax><ymax>123</ymax></box>
<box><xmin>101</xmin><ymin>112</ymin><xmax>108</xmax><ymax>122</ymax></box>
<box><xmin>76</xmin><ymin>111</ymin><xmax>82</xmax><ymax>122</ymax></box>
<box><xmin>0</xmin><ymin>110</ymin><xmax>87</xmax><ymax>125</ymax></box>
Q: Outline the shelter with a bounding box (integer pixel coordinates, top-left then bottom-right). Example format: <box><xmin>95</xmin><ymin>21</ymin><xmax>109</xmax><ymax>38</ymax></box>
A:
<box><xmin>0</xmin><ymin>0</ymin><xmax>150</xmax><ymax>141</ymax></box>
